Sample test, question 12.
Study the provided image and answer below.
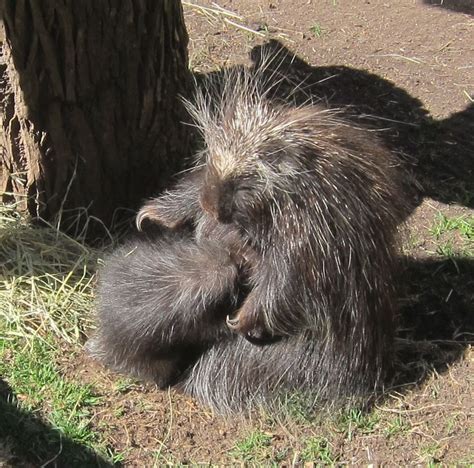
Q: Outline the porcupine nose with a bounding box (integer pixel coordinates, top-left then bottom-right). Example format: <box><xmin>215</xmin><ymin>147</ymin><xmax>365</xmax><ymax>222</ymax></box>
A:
<box><xmin>200</xmin><ymin>181</ymin><xmax>234</xmax><ymax>224</ymax></box>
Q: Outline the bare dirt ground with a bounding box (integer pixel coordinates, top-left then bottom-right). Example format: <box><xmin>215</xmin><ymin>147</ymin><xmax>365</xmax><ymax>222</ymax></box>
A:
<box><xmin>5</xmin><ymin>1</ymin><xmax>472</xmax><ymax>466</ymax></box>
<box><xmin>73</xmin><ymin>1</ymin><xmax>474</xmax><ymax>465</ymax></box>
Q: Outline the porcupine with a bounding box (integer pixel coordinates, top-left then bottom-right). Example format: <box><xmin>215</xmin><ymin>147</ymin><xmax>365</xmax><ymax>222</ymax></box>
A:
<box><xmin>87</xmin><ymin>66</ymin><xmax>408</xmax><ymax>413</ymax></box>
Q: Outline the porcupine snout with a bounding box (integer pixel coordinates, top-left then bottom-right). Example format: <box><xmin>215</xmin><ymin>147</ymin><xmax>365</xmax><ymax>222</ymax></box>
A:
<box><xmin>199</xmin><ymin>177</ymin><xmax>234</xmax><ymax>224</ymax></box>
<box><xmin>199</xmin><ymin>174</ymin><xmax>277</xmax><ymax>345</ymax></box>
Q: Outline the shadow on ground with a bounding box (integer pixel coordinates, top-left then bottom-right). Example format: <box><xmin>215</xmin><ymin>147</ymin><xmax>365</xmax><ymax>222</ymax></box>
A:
<box><xmin>199</xmin><ymin>40</ymin><xmax>474</xmax><ymax>394</ymax></box>
<box><xmin>0</xmin><ymin>379</ymin><xmax>114</xmax><ymax>468</ymax></box>
<box><xmin>248</xmin><ymin>40</ymin><xmax>474</xmax><ymax>210</ymax></box>
<box><xmin>424</xmin><ymin>0</ymin><xmax>474</xmax><ymax>15</ymax></box>
<box><xmin>394</xmin><ymin>256</ymin><xmax>474</xmax><ymax>387</ymax></box>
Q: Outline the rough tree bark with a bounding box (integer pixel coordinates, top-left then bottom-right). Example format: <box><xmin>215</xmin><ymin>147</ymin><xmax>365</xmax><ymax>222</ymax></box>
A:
<box><xmin>0</xmin><ymin>0</ymin><xmax>191</xmax><ymax>230</ymax></box>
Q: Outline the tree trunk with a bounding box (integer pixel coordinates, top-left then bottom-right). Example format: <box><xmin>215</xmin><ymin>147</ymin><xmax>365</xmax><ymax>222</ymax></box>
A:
<box><xmin>0</xmin><ymin>0</ymin><xmax>191</xmax><ymax>231</ymax></box>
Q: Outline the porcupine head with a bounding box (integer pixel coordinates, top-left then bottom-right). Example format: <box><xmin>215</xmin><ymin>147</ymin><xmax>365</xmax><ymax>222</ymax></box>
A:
<box><xmin>186</xmin><ymin>71</ymin><xmax>312</xmax><ymax>340</ymax></box>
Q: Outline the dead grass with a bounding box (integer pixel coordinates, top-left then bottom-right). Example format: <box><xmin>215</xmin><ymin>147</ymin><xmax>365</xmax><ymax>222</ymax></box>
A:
<box><xmin>0</xmin><ymin>203</ymin><xmax>100</xmax><ymax>345</ymax></box>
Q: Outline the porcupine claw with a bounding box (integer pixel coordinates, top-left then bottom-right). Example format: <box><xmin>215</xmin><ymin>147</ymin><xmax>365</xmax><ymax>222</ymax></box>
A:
<box><xmin>226</xmin><ymin>315</ymin><xmax>240</xmax><ymax>330</ymax></box>
<box><xmin>135</xmin><ymin>210</ymin><xmax>147</xmax><ymax>231</ymax></box>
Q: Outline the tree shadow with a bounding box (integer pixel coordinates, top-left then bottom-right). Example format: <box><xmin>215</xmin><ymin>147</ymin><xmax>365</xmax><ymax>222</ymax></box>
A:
<box><xmin>423</xmin><ymin>0</ymin><xmax>474</xmax><ymax>15</ymax></box>
<box><xmin>0</xmin><ymin>379</ymin><xmax>114</xmax><ymax>467</ymax></box>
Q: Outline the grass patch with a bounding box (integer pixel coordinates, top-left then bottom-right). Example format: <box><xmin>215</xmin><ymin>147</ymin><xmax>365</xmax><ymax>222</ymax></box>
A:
<box><xmin>271</xmin><ymin>391</ymin><xmax>319</xmax><ymax>424</ymax></box>
<box><xmin>231</xmin><ymin>429</ymin><xmax>273</xmax><ymax>462</ymax></box>
<box><xmin>429</xmin><ymin>213</ymin><xmax>474</xmax><ymax>258</ymax></box>
<box><xmin>0</xmin><ymin>336</ymin><xmax>115</xmax><ymax>466</ymax></box>
<box><xmin>300</xmin><ymin>437</ymin><xmax>337</xmax><ymax>464</ymax></box>
<box><xmin>419</xmin><ymin>441</ymin><xmax>443</xmax><ymax>464</ymax></box>
<box><xmin>384</xmin><ymin>414</ymin><xmax>410</xmax><ymax>438</ymax></box>
<box><xmin>310</xmin><ymin>23</ymin><xmax>324</xmax><ymax>37</ymax></box>
<box><xmin>335</xmin><ymin>408</ymin><xmax>380</xmax><ymax>440</ymax></box>
<box><xmin>113</xmin><ymin>377</ymin><xmax>140</xmax><ymax>395</ymax></box>
<box><xmin>430</xmin><ymin>213</ymin><xmax>474</xmax><ymax>240</ymax></box>
<box><xmin>0</xmin><ymin>206</ymin><xmax>100</xmax><ymax>343</ymax></box>
<box><xmin>0</xmin><ymin>338</ymin><xmax>99</xmax><ymax>439</ymax></box>
<box><xmin>0</xmin><ymin>204</ymin><xmax>116</xmax><ymax>466</ymax></box>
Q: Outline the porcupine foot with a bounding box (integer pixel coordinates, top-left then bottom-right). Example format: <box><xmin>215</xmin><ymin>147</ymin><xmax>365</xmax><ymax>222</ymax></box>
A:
<box><xmin>226</xmin><ymin>296</ymin><xmax>281</xmax><ymax>345</ymax></box>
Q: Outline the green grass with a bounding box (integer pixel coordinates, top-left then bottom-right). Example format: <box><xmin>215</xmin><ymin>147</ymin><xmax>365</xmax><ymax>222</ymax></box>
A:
<box><xmin>429</xmin><ymin>213</ymin><xmax>474</xmax><ymax>258</ymax></box>
<box><xmin>0</xmin><ymin>203</ymin><xmax>116</xmax><ymax>466</ymax></box>
<box><xmin>436</xmin><ymin>241</ymin><xmax>455</xmax><ymax>257</ymax></box>
<box><xmin>419</xmin><ymin>442</ymin><xmax>443</xmax><ymax>464</ymax></box>
<box><xmin>300</xmin><ymin>437</ymin><xmax>337</xmax><ymax>464</ymax></box>
<box><xmin>384</xmin><ymin>414</ymin><xmax>410</xmax><ymax>438</ymax></box>
<box><xmin>430</xmin><ymin>213</ymin><xmax>474</xmax><ymax>240</ymax></box>
<box><xmin>310</xmin><ymin>23</ymin><xmax>324</xmax><ymax>38</ymax></box>
<box><xmin>231</xmin><ymin>429</ymin><xmax>273</xmax><ymax>462</ymax></box>
<box><xmin>336</xmin><ymin>408</ymin><xmax>380</xmax><ymax>441</ymax></box>
<box><xmin>444</xmin><ymin>414</ymin><xmax>461</xmax><ymax>436</ymax></box>
<box><xmin>272</xmin><ymin>391</ymin><xmax>318</xmax><ymax>424</ymax></box>
<box><xmin>113</xmin><ymin>377</ymin><xmax>139</xmax><ymax>395</ymax></box>
<box><xmin>0</xmin><ymin>337</ymin><xmax>115</xmax><ymax>466</ymax></box>
<box><xmin>0</xmin><ymin>339</ymin><xmax>100</xmax><ymax>441</ymax></box>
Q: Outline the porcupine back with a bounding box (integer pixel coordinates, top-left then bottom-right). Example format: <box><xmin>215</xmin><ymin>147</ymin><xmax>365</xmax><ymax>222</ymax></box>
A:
<box><xmin>176</xmin><ymin>65</ymin><xmax>409</xmax><ymax>413</ymax></box>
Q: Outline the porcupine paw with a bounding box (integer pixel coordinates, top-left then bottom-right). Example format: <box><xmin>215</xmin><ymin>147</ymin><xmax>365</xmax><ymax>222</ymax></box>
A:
<box><xmin>136</xmin><ymin>202</ymin><xmax>182</xmax><ymax>231</ymax></box>
<box><xmin>226</xmin><ymin>308</ymin><xmax>281</xmax><ymax>345</ymax></box>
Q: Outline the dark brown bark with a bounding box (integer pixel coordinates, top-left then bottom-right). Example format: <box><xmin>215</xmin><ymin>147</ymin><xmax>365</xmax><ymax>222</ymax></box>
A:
<box><xmin>0</xmin><ymin>0</ymin><xmax>191</xmax><ymax>230</ymax></box>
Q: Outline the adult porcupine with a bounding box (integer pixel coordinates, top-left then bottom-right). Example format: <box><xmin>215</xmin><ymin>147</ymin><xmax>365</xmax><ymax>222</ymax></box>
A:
<box><xmin>88</xmin><ymin>66</ymin><xmax>408</xmax><ymax>414</ymax></box>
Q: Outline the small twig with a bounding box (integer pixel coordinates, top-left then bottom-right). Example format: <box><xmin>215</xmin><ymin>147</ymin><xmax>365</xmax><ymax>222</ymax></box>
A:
<box><xmin>437</xmin><ymin>41</ymin><xmax>452</xmax><ymax>52</ymax></box>
<box><xmin>463</xmin><ymin>90</ymin><xmax>474</xmax><ymax>102</ymax></box>
<box><xmin>367</xmin><ymin>53</ymin><xmax>425</xmax><ymax>64</ymax></box>
<box><xmin>210</xmin><ymin>2</ymin><xmax>243</xmax><ymax>19</ymax></box>
<box><xmin>376</xmin><ymin>403</ymin><xmax>462</xmax><ymax>415</ymax></box>
<box><xmin>183</xmin><ymin>1</ymin><xmax>267</xmax><ymax>38</ymax></box>
<box><xmin>223</xmin><ymin>18</ymin><xmax>267</xmax><ymax>37</ymax></box>
<box><xmin>182</xmin><ymin>1</ymin><xmax>242</xmax><ymax>20</ymax></box>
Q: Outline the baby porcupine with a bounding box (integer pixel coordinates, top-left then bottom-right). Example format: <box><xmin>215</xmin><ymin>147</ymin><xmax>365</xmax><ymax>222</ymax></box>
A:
<box><xmin>86</xmin><ymin>232</ymin><xmax>240</xmax><ymax>388</ymax></box>
<box><xmin>89</xmin><ymin>65</ymin><xmax>408</xmax><ymax>413</ymax></box>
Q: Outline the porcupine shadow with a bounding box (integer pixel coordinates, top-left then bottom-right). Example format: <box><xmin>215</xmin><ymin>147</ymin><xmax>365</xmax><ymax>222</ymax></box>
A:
<box><xmin>423</xmin><ymin>0</ymin><xmax>474</xmax><ymax>16</ymax></box>
<box><xmin>247</xmin><ymin>40</ymin><xmax>473</xmax><ymax>210</ymax></box>
<box><xmin>245</xmin><ymin>40</ymin><xmax>474</xmax><ymax>392</ymax></box>
<box><xmin>89</xmin><ymin>41</ymin><xmax>473</xmax><ymax>414</ymax></box>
